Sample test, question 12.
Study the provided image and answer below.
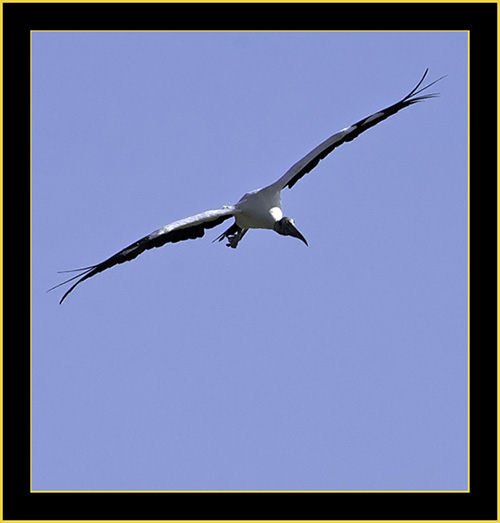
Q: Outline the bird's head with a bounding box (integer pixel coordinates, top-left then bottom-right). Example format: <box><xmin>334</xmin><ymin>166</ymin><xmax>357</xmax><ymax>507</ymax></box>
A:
<box><xmin>273</xmin><ymin>217</ymin><xmax>308</xmax><ymax>246</ymax></box>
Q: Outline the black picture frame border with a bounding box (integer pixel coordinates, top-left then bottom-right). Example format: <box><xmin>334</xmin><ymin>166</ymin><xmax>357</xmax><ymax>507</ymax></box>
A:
<box><xmin>6</xmin><ymin>1</ymin><xmax>495</xmax><ymax>521</ymax></box>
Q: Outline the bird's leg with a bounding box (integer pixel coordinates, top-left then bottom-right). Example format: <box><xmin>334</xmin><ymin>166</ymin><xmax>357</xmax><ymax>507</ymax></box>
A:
<box><xmin>227</xmin><ymin>228</ymin><xmax>248</xmax><ymax>248</ymax></box>
<box><xmin>213</xmin><ymin>223</ymin><xmax>248</xmax><ymax>248</ymax></box>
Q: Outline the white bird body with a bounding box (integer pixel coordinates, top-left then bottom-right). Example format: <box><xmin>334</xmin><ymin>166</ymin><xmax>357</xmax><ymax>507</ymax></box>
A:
<box><xmin>234</xmin><ymin>187</ymin><xmax>283</xmax><ymax>230</ymax></box>
<box><xmin>50</xmin><ymin>70</ymin><xmax>444</xmax><ymax>304</ymax></box>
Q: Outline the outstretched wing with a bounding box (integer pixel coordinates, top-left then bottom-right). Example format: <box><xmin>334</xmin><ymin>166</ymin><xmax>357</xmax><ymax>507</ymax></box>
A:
<box><xmin>49</xmin><ymin>207</ymin><xmax>236</xmax><ymax>304</ymax></box>
<box><xmin>271</xmin><ymin>69</ymin><xmax>445</xmax><ymax>191</ymax></box>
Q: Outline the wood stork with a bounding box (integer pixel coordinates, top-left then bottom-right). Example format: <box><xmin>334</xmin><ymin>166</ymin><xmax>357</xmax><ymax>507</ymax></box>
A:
<box><xmin>50</xmin><ymin>70</ymin><xmax>443</xmax><ymax>304</ymax></box>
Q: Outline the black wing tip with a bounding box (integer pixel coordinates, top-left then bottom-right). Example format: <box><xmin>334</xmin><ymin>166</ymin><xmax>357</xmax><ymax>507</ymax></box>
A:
<box><xmin>405</xmin><ymin>69</ymin><xmax>446</xmax><ymax>103</ymax></box>
<box><xmin>47</xmin><ymin>266</ymin><xmax>97</xmax><ymax>304</ymax></box>
<box><xmin>58</xmin><ymin>284</ymin><xmax>78</xmax><ymax>304</ymax></box>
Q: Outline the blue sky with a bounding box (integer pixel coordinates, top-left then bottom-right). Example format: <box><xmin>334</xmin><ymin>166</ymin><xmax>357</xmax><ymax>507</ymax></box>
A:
<box><xmin>32</xmin><ymin>31</ymin><xmax>468</xmax><ymax>492</ymax></box>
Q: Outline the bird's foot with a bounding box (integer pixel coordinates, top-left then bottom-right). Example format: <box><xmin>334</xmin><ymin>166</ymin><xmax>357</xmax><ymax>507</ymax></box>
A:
<box><xmin>227</xmin><ymin>228</ymin><xmax>248</xmax><ymax>248</ymax></box>
<box><xmin>226</xmin><ymin>234</ymin><xmax>239</xmax><ymax>249</ymax></box>
<box><xmin>213</xmin><ymin>224</ymin><xmax>248</xmax><ymax>248</ymax></box>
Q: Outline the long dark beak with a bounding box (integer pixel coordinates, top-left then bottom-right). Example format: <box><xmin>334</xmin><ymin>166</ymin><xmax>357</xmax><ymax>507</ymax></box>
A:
<box><xmin>289</xmin><ymin>224</ymin><xmax>308</xmax><ymax>246</ymax></box>
<box><xmin>277</xmin><ymin>218</ymin><xmax>308</xmax><ymax>246</ymax></box>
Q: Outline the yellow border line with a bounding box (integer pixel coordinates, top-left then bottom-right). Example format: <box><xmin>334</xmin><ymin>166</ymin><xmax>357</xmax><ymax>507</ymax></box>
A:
<box><xmin>4</xmin><ymin>0</ymin><xmax>499</xmax><ymax>3</ymax></box>
<box><xmin>28</xmin><ymin>28</ymin><xmax>471</xmax><ymax>498</ymax></box>
<box><xmin>0</xmin><ymin>3</ymin><xmax>3</xmax><ymax>521</ymax></box>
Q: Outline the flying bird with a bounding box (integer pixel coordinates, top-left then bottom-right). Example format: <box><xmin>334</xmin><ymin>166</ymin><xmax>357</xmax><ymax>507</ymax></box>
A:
<box><xmin>50</xmin><ymin>70</ymin><xmax>443</xmax><ymax>304</ymax></box>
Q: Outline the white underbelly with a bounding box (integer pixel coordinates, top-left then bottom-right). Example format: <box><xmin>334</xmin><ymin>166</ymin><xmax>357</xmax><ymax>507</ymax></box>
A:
<box><xmin>235</xmin><ymin>188</ymin><xmax>283</xmax><ymax>230</ymax></box>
